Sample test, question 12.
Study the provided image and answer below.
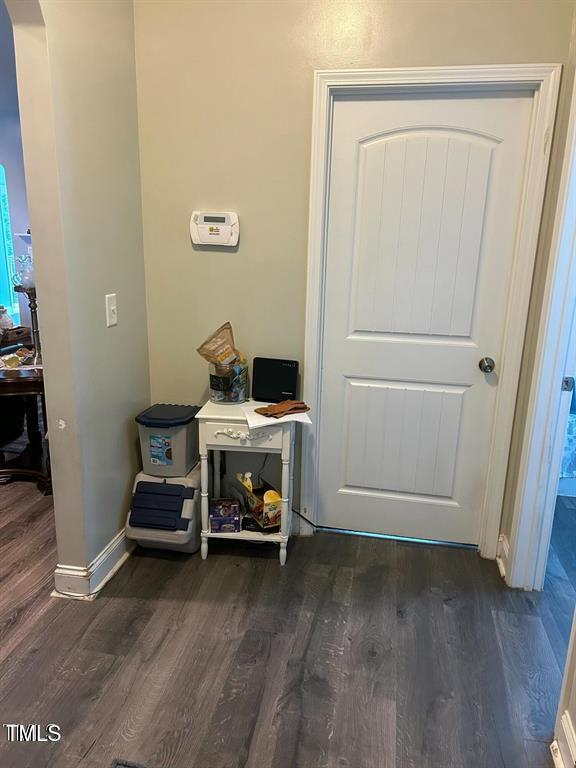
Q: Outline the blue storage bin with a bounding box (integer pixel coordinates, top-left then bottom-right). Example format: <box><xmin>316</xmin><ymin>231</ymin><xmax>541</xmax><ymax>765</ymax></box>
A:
<box><xmin>136</xmin><ymin>403</ymin><xmax>200</xmax><ymax>477</ymax></box>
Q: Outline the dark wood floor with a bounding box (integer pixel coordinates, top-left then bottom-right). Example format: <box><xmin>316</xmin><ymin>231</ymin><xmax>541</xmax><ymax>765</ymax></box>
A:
<box><xmin>0</xmin><ymin>484</ymin><xmax>575</xmax><ymax>768</ymax></box>
<box><xmin>0</xmin><ymin>482</ymin><xmax>56</xmax><ymax>666</ymax></box>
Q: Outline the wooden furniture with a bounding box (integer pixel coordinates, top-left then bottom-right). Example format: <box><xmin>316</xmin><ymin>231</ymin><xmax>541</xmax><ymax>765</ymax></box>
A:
<box><xmin>196</xmin><ymin>400</ymin><xmax>295</xmax><ymax>565</ymax></box>
<box><xmin>0</xmin><ymin>325</ymin><xmax>32</xmax><ymax>352</ymax></box>
<box><xmin>0</xmin><ymin>368</ymin><xmax>51</xmax><ymax>494</ymax></box>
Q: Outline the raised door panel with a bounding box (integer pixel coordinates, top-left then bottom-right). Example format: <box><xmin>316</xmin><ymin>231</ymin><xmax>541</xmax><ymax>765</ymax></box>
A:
<box><xmin>352</xmin><ymin>131</ymin><xmax>494</xmax><ymax>339</ymax></box>
<box><xmin>343</xmin><ymin>378</ymin><xmax>465</xmax><ymax>498</ymax></box>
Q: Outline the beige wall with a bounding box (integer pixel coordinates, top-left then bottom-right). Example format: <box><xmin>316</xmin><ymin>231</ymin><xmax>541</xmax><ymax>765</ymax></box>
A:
<box><xmin>135</xmin><ymin>0</ymin><xmax>575</xmax><ymax>521</ymax></box>
<box><xmin>8</xmin><ymin>0</ymin><xmax>87</xmax><ymax>566</ymax></box>
<box><xmin>135</xmin><ymin>0</ymin><xmax>574</xmax><ymax>404</ymax></box>
<box><xmin>8</xmin><ymin>0</ymin><xmax>150</xmax><ymax>567</ymax></box>
<box><xmin>40</xmin><ymin>0</ymin><xmax>150</xmax><ymax>561</ymax></box>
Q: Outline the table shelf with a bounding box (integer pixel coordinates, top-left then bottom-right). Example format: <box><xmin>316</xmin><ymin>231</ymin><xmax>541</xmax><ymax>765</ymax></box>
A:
<box><xmin>202</xmin><ymin>529</ymin><xmax>287</xmax><ymax>543</ymax></box>
<box><xmin>196</xmin><ymin>400</ymin><xmax>296</xmax><ymax>565</ymax></box>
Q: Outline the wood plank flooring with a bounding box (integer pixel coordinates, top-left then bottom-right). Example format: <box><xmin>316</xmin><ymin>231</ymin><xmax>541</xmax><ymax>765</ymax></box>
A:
<box><xmin>0</xmin><ymin>484</ymin><xmax>574</xmax><ymax>768</ymax></box>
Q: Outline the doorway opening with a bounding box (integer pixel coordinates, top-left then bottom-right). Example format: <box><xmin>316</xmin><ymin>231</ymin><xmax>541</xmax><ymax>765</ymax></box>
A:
<box><xmin>553</xmin><ymin>371</ymin><xmax>576</xmax><ymax>616</ymax></box>
<box><xmin>0</xmin><ymin>0</ymin><xmax>53</xmax><ymax>564</ymax></box>
<box><xmin>505</xmin><ymin>64</ymin><xmax>576</xmax><ymax>595</ymax></box>
<box><xmin>558</xmin><ymin>382</ymin><xmax>576</xmax><ymax>497</ymax></box>
<box><xmin>540</xmin><ymin>392</ymin><xmax>576</xmax><ymax>658</ymax></box>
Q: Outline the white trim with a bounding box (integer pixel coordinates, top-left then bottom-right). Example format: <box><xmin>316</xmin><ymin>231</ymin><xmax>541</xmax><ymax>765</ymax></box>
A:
<box><xmin>53</xmin><ymin>530</ymin><xmax>134</xmax><ymax>600</ymax></box>
<box><xmin>507</xmin><ymin>74</ymin><xmax>576</xmax><ymax>590</ymax></box>
<box><xmin>555</xmin><ymin>609</ymin><xmax>576</xmax><ymax>768</ymax></box>
<box><xmin>302</xmin><ymin>65</ymin><xmax>561</xmax><ymax>552</ymax></box>
<box><xmin>496</xmin><ymin>534</ymin><xmax>510</xmax><ymax>579</ymax></box>
<box><xmin>550</xmin><ymin>739</ymin><xmax>567</xmax><ymax>768</ymax></box>
<box><xmin>561</xmin><ymin>712</ymin><xmax>576</xmax><ymax>763</ymax></box>
<box><xmin>552</xmin><ymin>709</ymin><xmax>576</xmax><ymax>768</ymax></box>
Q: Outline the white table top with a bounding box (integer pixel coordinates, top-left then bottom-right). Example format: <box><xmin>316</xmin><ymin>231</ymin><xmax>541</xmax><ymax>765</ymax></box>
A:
<box><xmin>195</xmin><ymin>398</ymin><xmax>264</xmax><ymax>423</ymax></box>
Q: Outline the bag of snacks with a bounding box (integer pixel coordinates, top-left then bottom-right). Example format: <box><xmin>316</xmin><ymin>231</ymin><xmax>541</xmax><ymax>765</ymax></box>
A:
<box><xmin>197</xmin><ymin>321</ymin><xmax>238</xmax><ymax>366</ymax></box>
<box><xmin>236</xmin><ymin>473</ymin><xmax>282</xmax><ymax>530</ymax></box>
<box><xmin>198</xmin><ymin>322</ymin><xmax>247</xmax><ymax>403</ymax></box>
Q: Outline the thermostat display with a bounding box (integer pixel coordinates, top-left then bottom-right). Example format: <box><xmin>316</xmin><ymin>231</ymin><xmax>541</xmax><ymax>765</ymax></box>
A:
<box><xmin>190</xmin><ymin>211</ymin><xmax>239</xmax><ymax>246</ymax></box>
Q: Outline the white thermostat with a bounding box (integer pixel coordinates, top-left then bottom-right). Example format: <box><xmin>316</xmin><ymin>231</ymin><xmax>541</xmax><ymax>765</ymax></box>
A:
<box><xmin>190</xmin><ymin>211</ymin><xmax>239</xmax><ymax>247</ymax></box>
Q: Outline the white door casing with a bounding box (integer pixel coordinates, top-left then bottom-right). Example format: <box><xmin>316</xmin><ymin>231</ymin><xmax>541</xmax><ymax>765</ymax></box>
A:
<box><xmin>301</xmin><ymin>66</ymin><xmax>560</xmax><ymax>554</ymax></box>
<box><xmin>552</xmin><ymin>610</ymin><xmax>576</xmax><ymax>768</ymax></box>
<box><xmin>506</xmin><ymin>72</ymin><xmax>576</xmax><ymax>591</ymax></box>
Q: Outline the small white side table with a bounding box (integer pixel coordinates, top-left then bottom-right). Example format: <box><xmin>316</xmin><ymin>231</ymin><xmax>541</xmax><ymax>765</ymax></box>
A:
<box><xmin>195</xmin><ymin>400</ymin><xmax>296</xmax><ymax>565</ymax></box>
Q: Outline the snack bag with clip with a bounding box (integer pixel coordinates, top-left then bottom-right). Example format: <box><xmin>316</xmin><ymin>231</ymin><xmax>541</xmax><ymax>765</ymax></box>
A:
<box><xmin>197</xmin><ymin>321</ymin><xmax>238</xmax><ymax>366</ymax></box>
<box><xmin>236</xmin><ymin>473</ymin><xmax>282</xmax><ymax>529</ymax></box>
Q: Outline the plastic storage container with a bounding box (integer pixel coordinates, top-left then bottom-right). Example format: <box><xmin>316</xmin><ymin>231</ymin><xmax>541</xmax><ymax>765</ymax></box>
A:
<box><xmin>136</xmin><ymin>403</ymin><xmax>200</xmax><ymax>477</ymax></box>
<box><xmin>209</xmin><ymin>360</ymin><xmax>248</xmax><ymax>404</ymax></box>
<box><xmin>125</xmin><ymin>464</ymin><xmax>201</xmax><ymax>552</ymax></box>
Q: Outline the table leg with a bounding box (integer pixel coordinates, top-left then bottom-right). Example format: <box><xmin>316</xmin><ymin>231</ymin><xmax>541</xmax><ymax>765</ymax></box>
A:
<box><xmin>280</xmin><ymin>426</ymin><xmax>291</xmax><ymax>565</ymax></box>
<box><xmin>199</xmin><ymin>423</ymin><xmax>209</xmax><ymax>559</ymax></box>
<box><xmin>24</xmin><ymin>394</ymin><xmax>42</xmax><ymax>449</ymax></box>
<box><xmin>41</xmin><ymin>394</ymin><xmax>48</xmax><ymax>438</ymax></box>
<box><xmin>213</xmin><ymin>449</ymin><xmax>221</xmax><ymax>498</ymax></box>
<box><xmin>41</xmin><ymin>393</ymin><xmax>51</xmax><ymax>491</ymax></box>
<box><xmin>289</xmin><ymin>423</ymin><xmax>295</xmax><ymax>529</ymax></box>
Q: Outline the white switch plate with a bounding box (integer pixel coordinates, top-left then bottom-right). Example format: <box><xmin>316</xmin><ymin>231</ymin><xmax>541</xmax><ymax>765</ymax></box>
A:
<box><xmin>105</xmin><ymin>293</ymin><xmax>117</xmax><ymax>327</ymax></box>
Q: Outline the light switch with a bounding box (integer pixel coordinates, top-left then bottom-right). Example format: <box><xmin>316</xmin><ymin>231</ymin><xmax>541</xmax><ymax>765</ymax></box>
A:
<box><xmin>105</xmin><ymin>293</ymin><xmax>117</xmax><ymax>327</ymax></box>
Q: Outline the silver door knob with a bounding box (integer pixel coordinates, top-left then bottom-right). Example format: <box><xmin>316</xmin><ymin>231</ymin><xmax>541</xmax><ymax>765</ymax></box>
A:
<box><xmin>479</xmin><ymin>357</ymin><xmax>496</xmax><ymax>374</ymax></box>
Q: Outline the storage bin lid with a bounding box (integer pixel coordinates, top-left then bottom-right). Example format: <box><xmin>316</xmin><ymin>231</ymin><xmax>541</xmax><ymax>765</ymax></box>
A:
<box><xmin>135</xmin><ymin>403</ymin><xmax>200</xmax><ymax>428</ymax></box>
<box><xmin>129</xmin><ymin>481</ymin><xmax>195</xmax><ymax>531</ymax></box>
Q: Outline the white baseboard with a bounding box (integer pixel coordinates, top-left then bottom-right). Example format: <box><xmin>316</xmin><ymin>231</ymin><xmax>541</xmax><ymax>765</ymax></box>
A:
<box><xmin>551</xmin><ymin>711</ymin><xmax>576</xmax><ymax>768</ymax></box>
<box><xmin>496</xmin><ymin>533</ymin><xmax>510</xmax><ymax>580</ymax></box>
<box><xmin>53</xmin><ymin>529</ymin><xmax>135</xmax><ymax>600</ymax></box>
<box><xmin>551</xmin><ymin>740</ymin><xmax>565</xmax><ymax>768</ymax></box>
<box><xmin>298</xmin><ymin>518</ymin><xmax>315</xmax><ymax>536</ymax></box>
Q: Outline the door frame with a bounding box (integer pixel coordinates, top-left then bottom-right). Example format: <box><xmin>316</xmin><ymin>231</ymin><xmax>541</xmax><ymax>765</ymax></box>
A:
<box><xmin>505</xmin><ymin>74</ymin><xmax>576</xmax><ymax>590</ymax></box>
<box><xmin>301</xmin><ymin>65</ymin><xmax>561</xmax><ymax>552</ymax></box>
<box><xmin>552</xmin><ymin>609</ymin><xmax>576</xmax><ymax>767</ymax></box>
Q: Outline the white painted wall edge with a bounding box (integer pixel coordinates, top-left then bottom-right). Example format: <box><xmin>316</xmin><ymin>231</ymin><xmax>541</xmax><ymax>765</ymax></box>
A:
<box><xmin>53</xmin><ymin>530</ymin><xmax>135</xmax><ymax>600</ymax></box>
<box><xmin>302</xmin><ymin>64</ymin><xmax>561</xmax><ymax>552</ymax></box>
<box><xmin>496</xmin><ymin>534</ymin><xmax>510</xmax><ymax>580</ymax></box>
<box><xmin>507</xmin><ymin>74</ymin><xmax>576</xmax><ymax>590</ymax></box>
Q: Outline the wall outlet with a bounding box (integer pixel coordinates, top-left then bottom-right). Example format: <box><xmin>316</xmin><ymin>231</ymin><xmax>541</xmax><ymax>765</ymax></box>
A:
<box><xmin>105</xmin><ymin>293</ymin><xmax>117</xmax><ymax>327</ymax></box>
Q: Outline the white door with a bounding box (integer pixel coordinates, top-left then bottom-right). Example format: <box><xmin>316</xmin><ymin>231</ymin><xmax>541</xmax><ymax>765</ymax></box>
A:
<box><xmin>318</xmin><ymin>90</ymin><xmax>536</xmax><ymax>544</ymax></box>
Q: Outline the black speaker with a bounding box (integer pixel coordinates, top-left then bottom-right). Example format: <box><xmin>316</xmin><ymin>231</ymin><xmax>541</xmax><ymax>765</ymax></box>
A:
<box><xmin>252</xmin><ymin>357</ymin><xmax>299</xmax><ymax>403</ymax></box>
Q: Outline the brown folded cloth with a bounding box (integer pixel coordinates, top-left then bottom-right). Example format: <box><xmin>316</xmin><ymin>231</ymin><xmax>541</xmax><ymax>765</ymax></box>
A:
<box><xmin>255</xmin><ymin>400</ymin><xmax>310</xmax><ymax>419</ymax></box>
